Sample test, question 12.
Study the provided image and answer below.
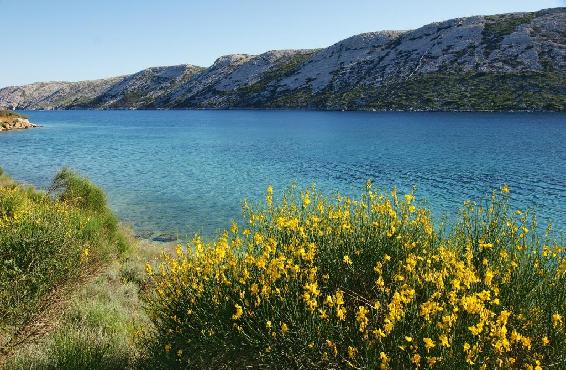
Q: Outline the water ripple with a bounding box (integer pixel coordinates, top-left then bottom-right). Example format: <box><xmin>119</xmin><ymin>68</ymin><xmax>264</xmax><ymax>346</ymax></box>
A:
<box><xmin>1</xmin><ymin>110</ymin><xmax>564</xmax><ymax>236</ymax></box>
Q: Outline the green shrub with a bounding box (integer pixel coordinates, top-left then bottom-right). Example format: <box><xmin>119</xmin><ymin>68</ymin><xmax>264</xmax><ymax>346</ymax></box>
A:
<box><xmin>50</xmin><ymin>168</ymin><xmax>108</xmax><ymax>214</ymax></box>
<box><xmin>142</xmin><ymin>184</ymin><xmax>565</xmax><ymax>369</ymax></box>
<box><xmin>0</xmin><ymin>169</ymin><xmax>129</xmax><ymax>348</ymax></box>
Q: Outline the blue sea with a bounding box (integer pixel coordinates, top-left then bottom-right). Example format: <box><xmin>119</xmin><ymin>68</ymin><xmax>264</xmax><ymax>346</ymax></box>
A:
<box><xmin>1</xmin><ymin>110</ymin><xmax>564</xmax><ymax>238</ymax></box>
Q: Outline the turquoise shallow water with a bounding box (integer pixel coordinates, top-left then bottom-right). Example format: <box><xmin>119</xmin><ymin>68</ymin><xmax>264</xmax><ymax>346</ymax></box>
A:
<box><xmin>1</xmin><ymin>110</ymin><xmax>565</xmax><ymax>237</ymax></box>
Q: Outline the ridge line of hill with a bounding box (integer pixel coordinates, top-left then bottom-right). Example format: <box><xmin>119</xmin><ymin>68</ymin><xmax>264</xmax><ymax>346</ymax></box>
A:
<box><xmin>1</xmin><ymin>7</ymin><xmax>564</xmax><ymax>111</ymax></box>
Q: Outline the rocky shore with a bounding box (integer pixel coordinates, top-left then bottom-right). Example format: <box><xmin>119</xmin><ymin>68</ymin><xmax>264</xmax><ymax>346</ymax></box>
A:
<box><xmin>0</xmin><ymin>111</ymin><xmax>38</xmax><ymax>132</ymax></box>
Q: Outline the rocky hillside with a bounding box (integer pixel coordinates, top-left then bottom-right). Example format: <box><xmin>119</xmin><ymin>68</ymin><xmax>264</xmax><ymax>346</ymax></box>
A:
<box><xmin>1</xmin><ymin>8</ymin><xmax>564</xmax><ymax>111</ymax></box>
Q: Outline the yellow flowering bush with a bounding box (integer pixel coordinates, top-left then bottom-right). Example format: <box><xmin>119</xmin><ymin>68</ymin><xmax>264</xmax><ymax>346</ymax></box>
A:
<box><xmin>143</xmin><ymin>183</ymin><xmax>565</xmax><ymax>369</ymax></box>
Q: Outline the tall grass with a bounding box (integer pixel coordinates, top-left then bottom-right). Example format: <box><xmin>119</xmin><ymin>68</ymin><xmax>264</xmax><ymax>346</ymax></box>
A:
<box><xmin>142</xmin><ymin>183</ymin><xmax>565</xmax><ymax>369</ymax></box>
<box><xmin>0</xmin><ymin>169</ymin><xmax>129</xmax><ymax>349</ymax></box>
<box><xmin>4</xmin><ymin>255</ymin><xmax>153</xmax><ymax>370</ymax></box>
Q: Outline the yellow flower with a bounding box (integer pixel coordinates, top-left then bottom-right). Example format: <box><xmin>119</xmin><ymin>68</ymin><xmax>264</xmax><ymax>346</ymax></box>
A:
<box><xmin>302</xmin><ymin>192</ymin><xmax>311</xmax><ymax>208</ymax></box>
<box><xmin>343</xmin><ymin>255</ymin><xmax>353</xmax><ymax>266</ymax></box>
<box><xmin>281</xmin><ymin>322</ymin><xmax>288</xmax><ymax>334</ymax></box>
<box><xmin>347</xmin><ymin>346</ymin><xmax>357</xmax><ymax>359</ymax></box>
<box><xmin>411</xmin><ymin>353</ymin><xmax>421</xmax><ymax>366</ymax></box>
<box><xmin>337</xmin><ymin>306</ymin><xmax>347</xmax><ymax>321</ymax></box>
<box><xmin>484</xmin><ymin>269</ymin><xmax>494</xmax><ymax>286</ymax></box>
<box><xmin>231</xmin><ymin>304</ymin><xmax>243</xmax><ymax>320</ymax></box>
<box><xmin>521</xmin><ymin>336</ymin><xmax>532</xmax><ymax>350</ymax></box>
<box><xmin>326</xmin><ymin>340</ymin><xmax>338</xmax><ymax>356</ymax></box>
<box><xmin>371</xmin><ymin>328</ymin><xmax>385</xmax><ymax>339</ymax></box>
<box><xmin>356</xmin><ymin>305</ymin><xmax>369</xmax><ymax>332</ymax></box>
<box><xmin>542</xmin><ymin>336</ymin><xmax>549</xmax><ymax>346</ymax></box>
<box><xmin>405</xmin><ymin>336</ymin><xmax>413</xmax><ymax>342</ymax></box>
<box><xmin>335</xmin><ymin>290</ymin><xmax>344</xmax><ymax>305</ymax></box>
<box><xmin>439</xmin><ymin>334</ymin><xmax>450</xmax><ymax>348</ymax></box>
<box><xmin>423</xmin><ymin>337</ymin><xmax>435</xmax><ymax>351</ymax></box>
<box><xmin>379</xmin><ymin>352</ymin><xmax>389</xmax><ymax>369</ymax></box>
<box><xmin>501</xmin><ymin>184</ymin><xmax>510</xmax><ymax>193</ymax></box>
<box><xmin>427</xmin><ymin>357</ymin><xmax>440</xmax><ymax>366</ymax></box>
<box><xmin>552</xmin><ymin>313</ymin><xmax>563</xmax><ymax>328</ymax></box>
<box><xmin>266</xmin><ymin>185</ymin><xmax>273</xmax><ymax>206</ymax></box>
<box><xmin>324</xmin><ymin>295</ymin><xmax>334</xmax><ymax>307</ymax></box>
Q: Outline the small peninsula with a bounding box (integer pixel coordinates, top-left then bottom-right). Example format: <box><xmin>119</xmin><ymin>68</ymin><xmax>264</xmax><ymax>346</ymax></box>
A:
<box><xmin>0</xmin><ymin>111</ymin><xmax>38</xmax><ymax>132</ymax></box>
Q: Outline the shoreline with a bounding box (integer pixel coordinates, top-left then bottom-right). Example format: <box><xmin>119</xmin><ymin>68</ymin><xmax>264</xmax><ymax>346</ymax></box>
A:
<box><xmin>10</xmin><ymin>106</ymin><xmax>566</xmax><ymax>113</ymax></box>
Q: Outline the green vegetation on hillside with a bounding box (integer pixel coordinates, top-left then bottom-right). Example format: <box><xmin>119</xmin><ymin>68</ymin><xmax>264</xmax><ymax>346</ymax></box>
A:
<box><xmin>204</xmin><ymin>72</ymin><xmax>566</xmax><ymax>112</ymax></box>
<box><xmin>237</xmin><ymin>52</ymin><xmax>318</xmax><ymax>96</ymax></box>
<box><xmin>373</xmin><ymin>72</ymin><xmax>565</xmax><ymax>111</ymax></box>
<box><xmin>482</xmin><ymin>13</ymin><xmax>536</xmax><ymax>57</ymax></box>
<box><xmin>313</xmin><ymin>72</ymin><xmax>565</xmax><ymax>111</ymax></box>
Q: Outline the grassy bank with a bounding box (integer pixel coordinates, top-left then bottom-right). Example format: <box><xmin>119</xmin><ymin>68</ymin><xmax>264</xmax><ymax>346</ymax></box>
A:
<box><xmin>0</xmin><ymin>168</ymin><xmax>148</xmax><ymax>368</ymax></box>
<box><xmin>4</xmin><ymin>239</ymin><xmax>164</xmax><ymax>370</ymax></box>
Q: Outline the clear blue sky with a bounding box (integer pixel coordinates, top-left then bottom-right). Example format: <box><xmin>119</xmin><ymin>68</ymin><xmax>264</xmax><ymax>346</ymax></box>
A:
<box><xmin>1</xmin><ymin>0</ymin><xmax>563</xmax><ymax>87</ymax></box>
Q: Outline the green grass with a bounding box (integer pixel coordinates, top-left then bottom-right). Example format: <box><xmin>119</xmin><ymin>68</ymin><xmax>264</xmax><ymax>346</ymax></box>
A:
<box><xmin>0</xmin><ymin>168</ymin><xmax>15</xmax><ymax>187</ymax></box>
<box><xmin>3</xmin><ymin>254</ymin><xmax>153</xmax><ymax>370</ymax></box>
<box><xmin>1</xmin><ymin>217</ymin><xmax>164</xmax><ymax>369</ymax></box>
<box><xmin>0</xmin><ymin>169</ymin><xmax>171</xmax><ymax>369</ymax></box>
